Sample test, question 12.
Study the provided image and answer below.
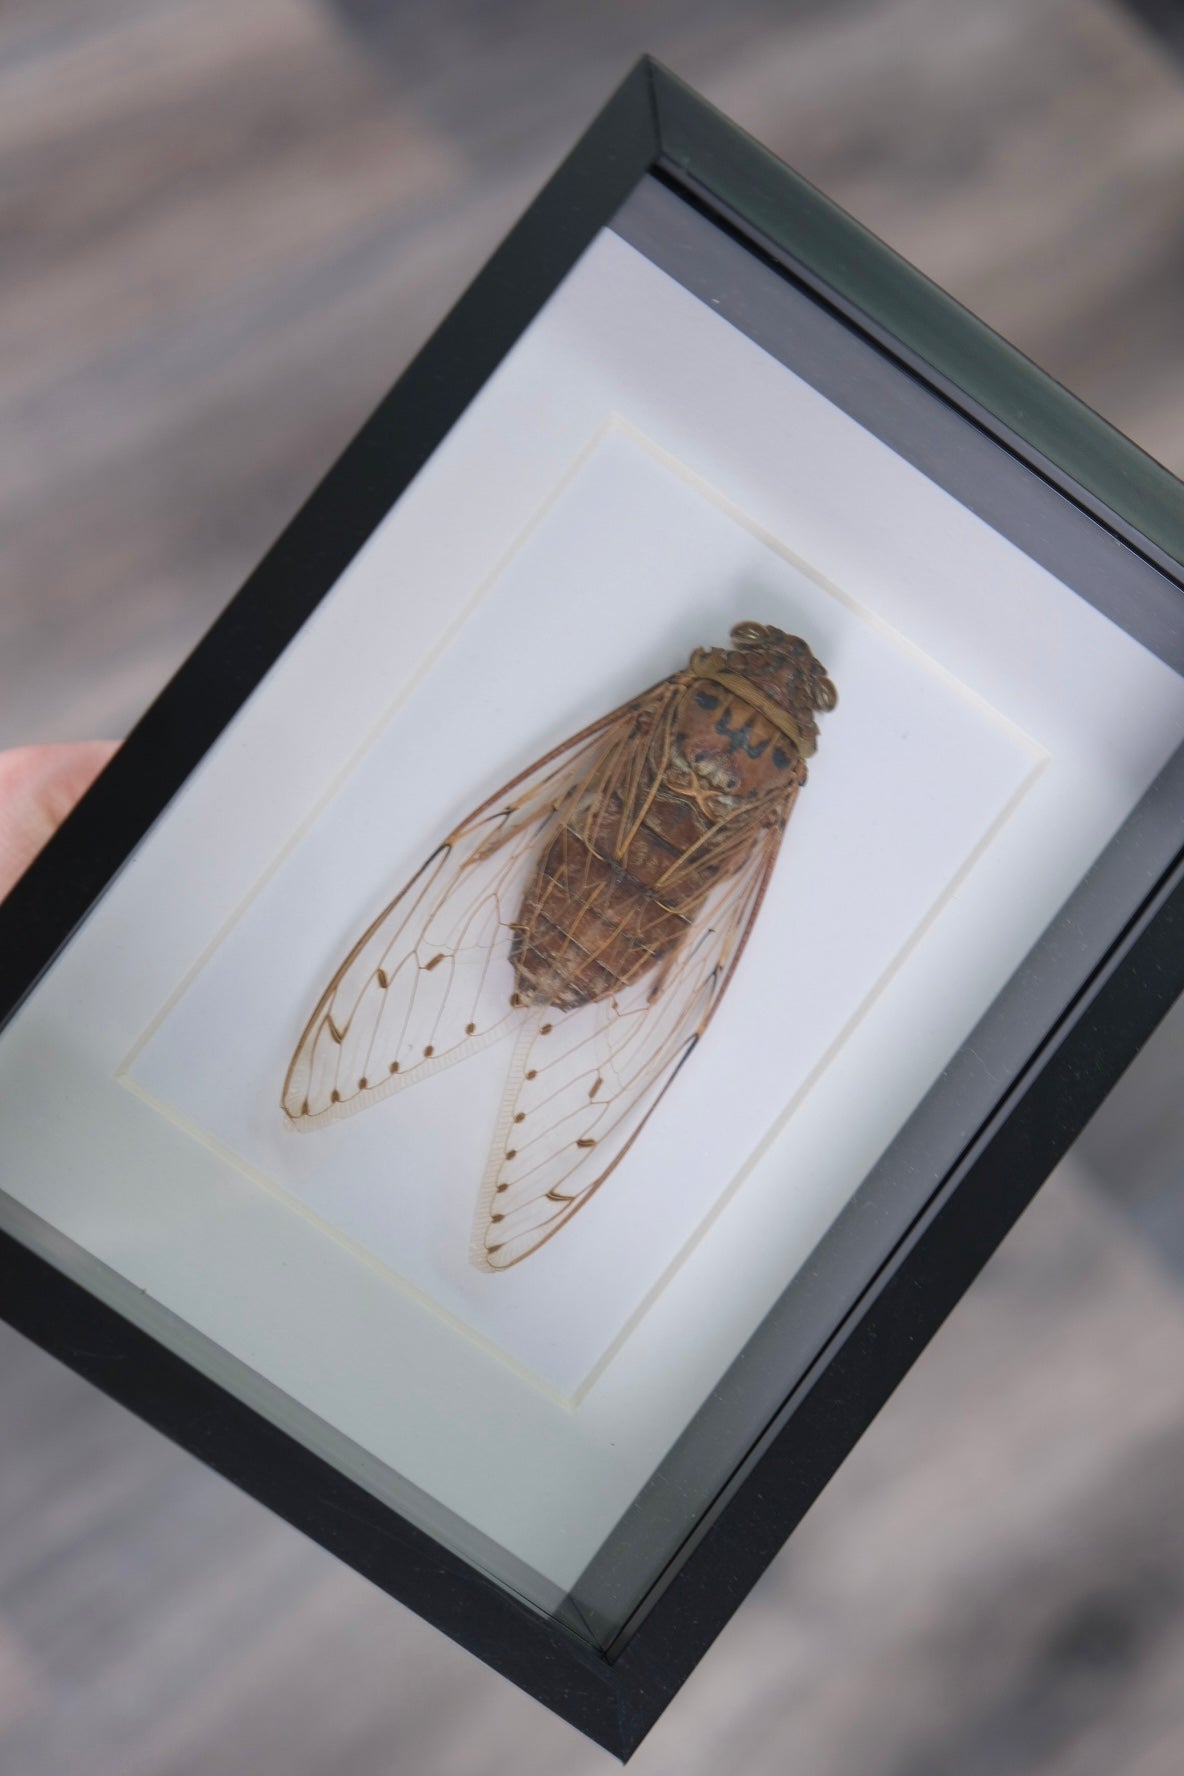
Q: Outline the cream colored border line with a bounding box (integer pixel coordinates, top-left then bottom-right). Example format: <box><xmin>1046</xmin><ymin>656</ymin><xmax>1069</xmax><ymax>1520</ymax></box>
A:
<box><xmin>116</xmin><ymin>416</ymin><xmax>1047</xmax><ymax>1408</ymax></box>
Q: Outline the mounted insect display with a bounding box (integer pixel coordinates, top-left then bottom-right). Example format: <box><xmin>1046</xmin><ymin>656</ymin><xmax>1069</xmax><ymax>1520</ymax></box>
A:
<box><xmin>282</xmin><ymin>623</ymin><xmax>836</xmax><ymax>1269</ymax></box>
<box><xmin>2</xmin><ymin>60</ymin><xmax>1183</xmax><ymax>1759</ymax></box>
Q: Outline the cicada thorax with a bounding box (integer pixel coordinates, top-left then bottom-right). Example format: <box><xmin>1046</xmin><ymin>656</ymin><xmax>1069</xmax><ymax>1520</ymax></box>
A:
<box><xmin>509</xmin><ymin>623</ymin><xmax>836</xmax><ymax>1014</ymax></box>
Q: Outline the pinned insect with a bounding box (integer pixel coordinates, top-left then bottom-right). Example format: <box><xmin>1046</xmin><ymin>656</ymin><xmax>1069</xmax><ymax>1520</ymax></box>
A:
<box><xmin>282</xmin><ymin>621</ymin><xmax>837</xmax><ymax>1269</ymax></box>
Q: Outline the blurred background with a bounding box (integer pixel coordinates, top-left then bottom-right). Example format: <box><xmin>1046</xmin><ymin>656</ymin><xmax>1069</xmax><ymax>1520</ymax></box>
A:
<box><xmin>3</xmin><ymin>0</ymin><xmax>1184</xmax><ymax>1770</ymax></box>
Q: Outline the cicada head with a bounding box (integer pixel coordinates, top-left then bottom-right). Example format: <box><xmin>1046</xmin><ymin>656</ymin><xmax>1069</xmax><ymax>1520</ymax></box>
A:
<box><xmin>725</xmin><ymin>621</ymin><xmax>837</xmax><ymax>759</ymax></box>
<box><xmin>680</xmin><ymin>622</ymin><xmax>836</xmax><ymax>804</ymax></box>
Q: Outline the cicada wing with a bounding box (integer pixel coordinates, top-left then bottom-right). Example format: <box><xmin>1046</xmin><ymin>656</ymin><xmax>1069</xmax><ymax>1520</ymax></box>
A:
<box><xmin>282</xmin><ymin>681</ymin><xmax>684</xmax><ymax>1129</ymax></box>
<box><xmin>471</xmin><ymin>824</ymin><xmax>783</xmax><ymax>1270</ymax></box>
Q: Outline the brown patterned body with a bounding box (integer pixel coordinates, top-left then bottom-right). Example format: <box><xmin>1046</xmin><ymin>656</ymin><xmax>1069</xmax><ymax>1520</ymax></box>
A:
<box><xmin>511</xmin><ymin>627</ymin><xmax>834</xmax><ymax>1012</ymax></box>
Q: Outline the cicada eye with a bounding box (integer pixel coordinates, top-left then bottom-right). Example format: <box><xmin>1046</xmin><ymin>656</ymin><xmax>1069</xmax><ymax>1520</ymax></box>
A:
<box><xmin>813</xmin><ymin>673</ymin><xmax>838</xmax><ymax>712</ymax></box>
<box><xmin>730</xmin><ymin>620</ymin><xmax>770</xmax><ymax>650</ymax></box>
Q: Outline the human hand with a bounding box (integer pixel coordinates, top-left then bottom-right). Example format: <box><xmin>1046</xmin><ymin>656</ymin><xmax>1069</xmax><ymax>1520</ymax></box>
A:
<box><xmin>0</xmin><ymin>742</ymin><xmax>119</xmax><ymax>901</ymax></box>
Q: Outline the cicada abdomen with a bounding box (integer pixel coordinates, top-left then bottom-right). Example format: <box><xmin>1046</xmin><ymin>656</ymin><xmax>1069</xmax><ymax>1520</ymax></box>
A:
<box><xmin>282</xmin><ymin>621</ymin><xmax>837</xmax><ymax>1269</ymax></box>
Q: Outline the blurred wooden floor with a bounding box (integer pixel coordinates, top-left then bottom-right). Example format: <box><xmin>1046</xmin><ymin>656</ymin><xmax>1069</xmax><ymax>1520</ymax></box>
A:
<box><xmin>2</xmin><ymin>1</ymin><xmax>1184</xmax><ymax>1771</ymax></box>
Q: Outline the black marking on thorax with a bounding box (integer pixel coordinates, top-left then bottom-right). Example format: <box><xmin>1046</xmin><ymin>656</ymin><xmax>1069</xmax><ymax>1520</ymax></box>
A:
<box><xmin>716</xmin><ymin>708</ymin><xmax>769</xmax><ymax>758</ymax></box>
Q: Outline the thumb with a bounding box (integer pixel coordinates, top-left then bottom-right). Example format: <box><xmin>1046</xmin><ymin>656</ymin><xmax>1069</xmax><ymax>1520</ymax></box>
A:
<box><xmin>0</xmin><ymin>741</ymin><xmax>120</xmax><ymax>902</ymax></box>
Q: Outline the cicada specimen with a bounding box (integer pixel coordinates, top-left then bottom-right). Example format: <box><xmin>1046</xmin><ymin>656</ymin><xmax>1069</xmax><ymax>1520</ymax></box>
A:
<box><xmin>282</xmin><ymin>621</ymin><xmax>837</xmax><ymax>1270</ymax></box>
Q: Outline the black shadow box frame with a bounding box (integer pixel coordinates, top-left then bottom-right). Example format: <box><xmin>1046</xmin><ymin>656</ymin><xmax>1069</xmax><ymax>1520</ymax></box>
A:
<box><xmin>3</xmin><ymin>58</ymin><xmax>1184</xmax><ymax>1760</ymax></box>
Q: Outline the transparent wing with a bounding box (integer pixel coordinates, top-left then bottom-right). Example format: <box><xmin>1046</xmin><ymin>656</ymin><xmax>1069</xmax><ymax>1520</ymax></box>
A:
<box><xmin>471</xmin><ymin>824</ymin><xmax>783</xmax><ymax>1270</ymax></box>
<box><xmin>282</xmin><ymin>686</ymin><xmax>678</xmax><ymax>1129</ymax></box>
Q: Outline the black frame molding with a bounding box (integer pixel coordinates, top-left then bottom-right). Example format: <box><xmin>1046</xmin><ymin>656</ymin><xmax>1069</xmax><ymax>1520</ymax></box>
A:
<box><xmin>3</xmin><ymin>60</ymin><xmax>1184</xmax><ymax>1759</ymax></box>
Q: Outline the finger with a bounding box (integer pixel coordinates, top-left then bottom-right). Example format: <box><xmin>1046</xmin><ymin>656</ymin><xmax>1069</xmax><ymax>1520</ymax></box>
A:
<box><xmin>0</xmin><ymin>741</ymin><xmax>119</xmax><ymax>901</ymax></box>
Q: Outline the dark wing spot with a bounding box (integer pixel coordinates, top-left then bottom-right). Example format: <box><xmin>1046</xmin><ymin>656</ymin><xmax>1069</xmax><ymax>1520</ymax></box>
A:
<box><xmin>465</xmin><ymin>1022</ymin><xmax>476</xmax><ymax>1035</ymax></box>
<box><xmin>540</xmin><ymin>1022</ymin><xmax>553</xmax><ymax>1035</ymax></box>
<box><xmin>389</xmin><ymin>1060</ymin><xmax>400</xmax><ymax>1074</ymax></box>
<box><xmin>376</xmin><ymin>968</ymin><xmax>389</xmax><ymax>989</ymax></box>
<box><xmin>576</xmin><ymin>1137</ymin><xmax>597</xmax><ymax>1149</ymax></box>
<box><xmin>514</xmin><ymin>1111</ymin><xmax>526</xmax><ymax>1124</ymax></box>
<box><xmin>330</xmin><ymin>1088</ymin><xmax>341</xmax><ymax>1104</ymax></box>
<box><xmin>423</xmin><ymin>1045</ymin><xmax>435</xmax><ymax>1058</ymax></box>
<box><xmin>358</xmin><ymin>1077</ymin><xmax>368</xmax><ymax>1091</ymax></box>
<box><xmin>526</xmin><ymin>1069</ymin><xmax>538</xmax><ymax>1081</ymax></box>
<box><xmin>425</xmin><ymin>953</ymin><xmax>445</xmax><ymax>972</ymax></box>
